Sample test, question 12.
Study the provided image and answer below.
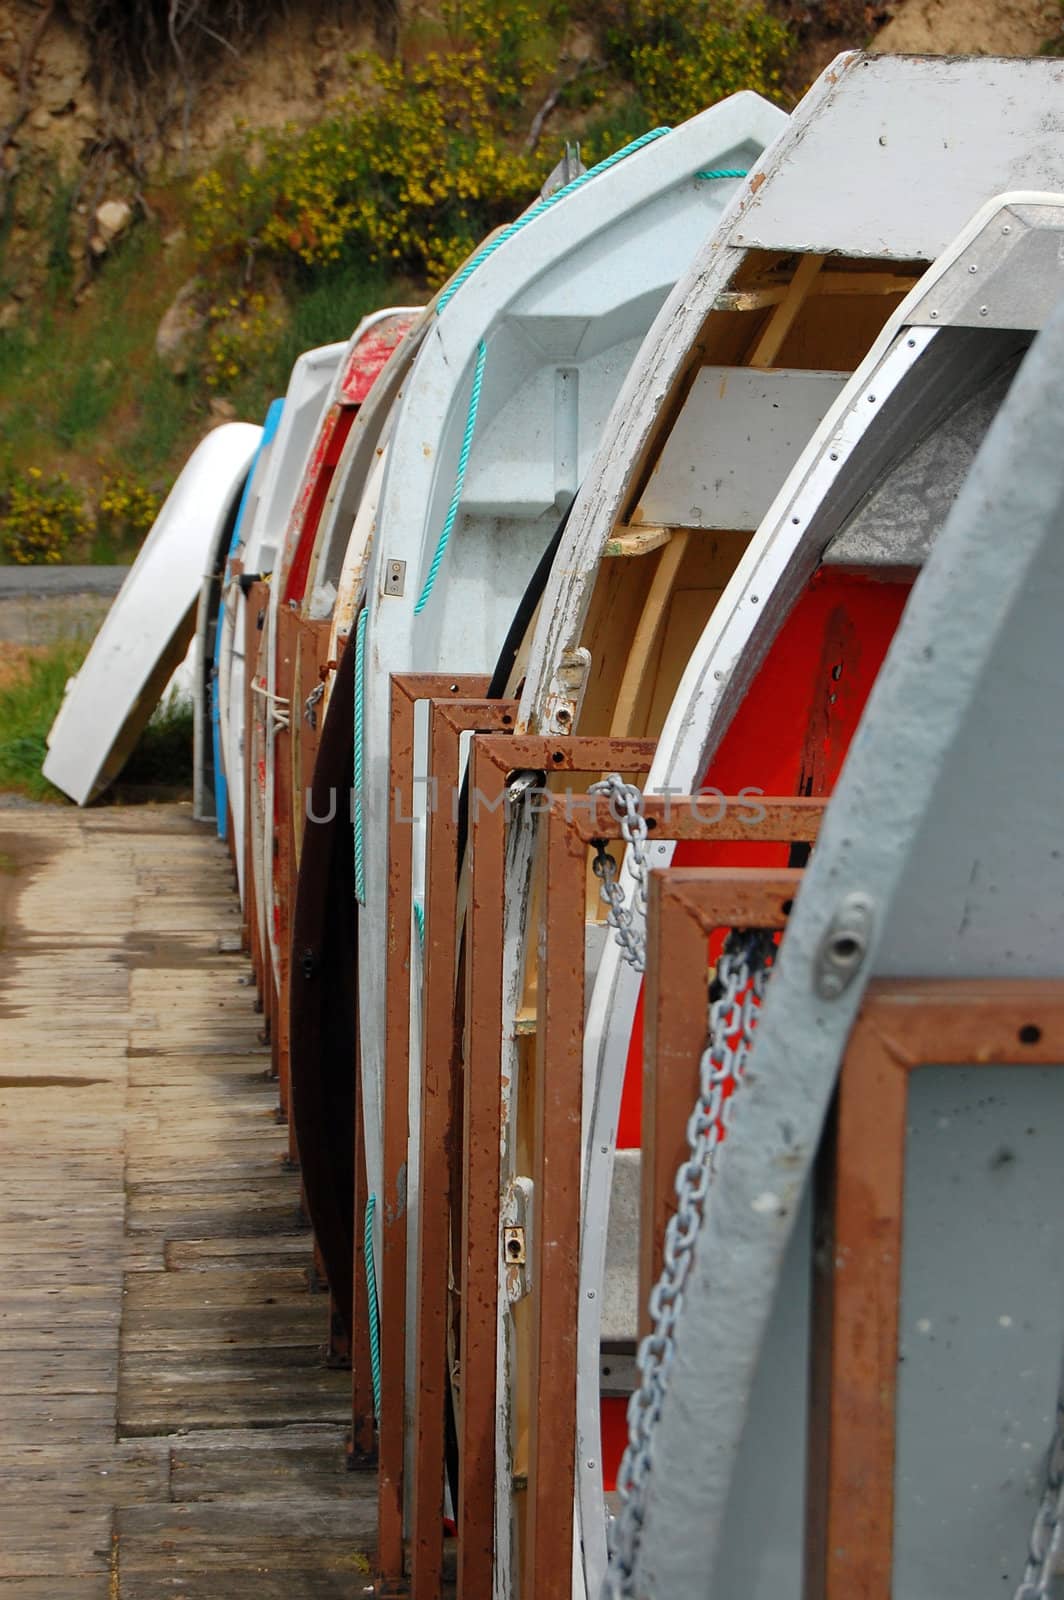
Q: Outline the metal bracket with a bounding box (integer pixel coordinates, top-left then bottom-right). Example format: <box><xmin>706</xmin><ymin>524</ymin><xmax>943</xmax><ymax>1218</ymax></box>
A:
<box><xmin>814</xmin><ymin>892</ymin><xmax>875</xmax><ymax>999</ymax></box>
<box><xmin>383</xmin><ymin>558</ymin><xmax>406</xmax><ymax>597</ymax></box>
<box><xmin>544</xmin><ymin>646</ymin><xmax>591</xmax><ymax>734</ymax></box>
<box><xmin>502</xmin><ymin>1176</ymin><xmax>534</xmax><ymax>1302</ymax></box>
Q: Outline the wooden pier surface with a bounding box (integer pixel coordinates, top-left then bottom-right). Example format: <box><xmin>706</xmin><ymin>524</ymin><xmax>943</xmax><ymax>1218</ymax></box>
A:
<box><xmin>0</xmin><ymin>805</ymin><xmax>374</xmax><ymax>1597</ymax></box>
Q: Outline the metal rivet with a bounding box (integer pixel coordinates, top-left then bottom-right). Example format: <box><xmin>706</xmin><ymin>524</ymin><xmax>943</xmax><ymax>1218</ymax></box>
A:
<box><xmin>751</xmin><ymin>595</ymin><xmax>759</xmax><ymax>604</ymax></box>
<box><xmin>829</xmin><ymin>451</ymin><xmax>839</xmax><ymax>461</ymax></box>
<box><xmin>929</xmin><ymin>310</ymin><xmax>939</xmax><ymax>320</ymax></box>
<box><xmin>967</xmin><ymin>264</ymin><xmax>978</xmax><ymax>275</ymax></box>
<box><xmin>587</xmin><ymin>1289</ymin><xmax>595</xmax><ymax>1299</ymax></box>
<box><xmin>1002</xmin><ymin>225</ymin><xmax>1011</xmax><ymax>235</ymax></box>
<box><xmin>587</xmin><ymin>1460</ymin><xmax>596</xmax><ymax>1470</ymax></box>
<box><xmin>713</xmin><ymin>670</ymin><xmax>723</xmax><ymax>680</ymax></box>
<box><xmin>979</xmin><ymin>306</ymin><xmax>989</xmax><ymax>317</ymax></box>
<box><xmin>868</xmin><ymin>394</ymin><xmax>876</xmax><ymax>403</ymax></box>
<box><xmin>907</xmin><ymin>338</ymin><xmax>916</xmax><ymax>347</ymax></box>
<box><xmin>791</xmin><ymin>516</ymin><xmax>799</xmax><ymax>525</ymax></box>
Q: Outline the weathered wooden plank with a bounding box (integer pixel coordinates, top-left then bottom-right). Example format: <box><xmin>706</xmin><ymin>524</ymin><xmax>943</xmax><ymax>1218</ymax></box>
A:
<box><xmin>163</xmin><ymin>1236</ymin><xmax>311</xmax><ymax>1271</ymax></box>
<box><xmin>120</xmin><ymin>1303</ymin><xmax>328</xmax><ymax>1353</ymax></box>
<box><xmin>0</xmin><ymin>1576</ymin><xmax>112</xmax><ymax>1596</ymax></box>
<box><xmin>0</xmin><ymin>804</ymin><xmax>376</xmax><ymax>1592</ymax></box>
<box><xmin>113</xmin><ymin>1501</ymin><xmax>376</xmax><ymax>1565</ymax></box>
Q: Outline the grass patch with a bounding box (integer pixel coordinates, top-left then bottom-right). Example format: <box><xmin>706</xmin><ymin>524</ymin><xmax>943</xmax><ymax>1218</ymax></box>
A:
<box><xmin>0</xmin><ymin>638</ymin><xmax>87</xmax><ymax>799</ymax></box>
<box><xmin>0</xmin><ymin>217</ymin><xmax>204</xmax><ymax>496</ymax></box>
<box><xmin>0</xmin><ymin>639</ymin><xmax>194</xmax><ymax>800</ymax></box>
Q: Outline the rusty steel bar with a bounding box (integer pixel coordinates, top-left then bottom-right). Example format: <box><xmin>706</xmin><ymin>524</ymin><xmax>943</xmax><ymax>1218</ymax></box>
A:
<box><xmin>273</xmin><ymin>600</ymin><xmax>297</xmax><ymax>1144</ymax></box>
<box><xmin>522</xmin><ymin>800</ymin><xmax>589</xmax><ymax>1600</ymax></box>
<box><xmin>223</xmin><ymin>557</ymin><xmax>244</xmax><ymax>883</ymax></box>
<box><xmin>564</xmin><ymin>793</ymin><xmax>823</xmax><ymax>844</ymax></box>
<box><xmin>809</xmin><ymin>978</ymin><xmax>1064</xmax><ymax>1599</ymax></box>
<box><xmin>293</xmin><ymin>615</ymin><xmax>335</xmax><ymax>871</ymax></box>
<box><xmin>411</xmin><ymin>694</ymin><xmax>516</xmax><ymax>1600</ymax></box>
<box><xmin>242</xmin><ymin>580</ymin><xmax>270</xmax><ymax>1009</ymax></box>
<box><xmin>379</xmin><ymin>674</ymin><xmax>493</xmax><ymax>1592</ymax></box>
<box><xmin>640</xmin><ymin>866</ymin><xmax>804</xmax><ymax>1323</ymax></box>
<box><xmin>457</xmin><ymin>733</ymin><xmax>512</xmax><ymax>1598</ymax></box>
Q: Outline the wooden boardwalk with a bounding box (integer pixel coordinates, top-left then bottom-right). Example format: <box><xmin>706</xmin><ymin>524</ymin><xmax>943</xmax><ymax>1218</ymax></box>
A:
<box><xmin>0</xmin><ymin>806</ymin><xmax>374</xmax><ymax>1597</ymax></box>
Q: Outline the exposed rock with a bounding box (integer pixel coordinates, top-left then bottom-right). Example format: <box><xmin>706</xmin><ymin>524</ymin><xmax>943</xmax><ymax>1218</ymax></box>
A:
<box><xmin>155</xmin><ymin>278</ymin><xmax>206</xmax><ymax>376</ymax></box>
<box><xmin>94</xmin><ymin>198</ymin><xmax>132</xmax><ymax>243</ymax></box>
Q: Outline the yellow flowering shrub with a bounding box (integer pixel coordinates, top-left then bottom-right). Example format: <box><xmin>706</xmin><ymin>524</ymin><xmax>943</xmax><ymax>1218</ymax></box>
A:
<box><xmin>0</xmin><ymin>470</ymin><xmax>92</xmax><ymax>565</ymax></box>
<box><xmin>203</xmin><ymin>294</ymin><xmax>285</xmax><ymax>390</ymax></box>
<box><xmin>191</xmin><ymin>0</ymin><xmax>792</xmax><ymax>291</ymax></box>
<box><xmin>192</xmin><ymin>0</ymin><xmax>553</xmax><ymax>287</ymax></box>
<box><xmin>601</xmin><ymin>0</ymin><xmax>791</xmax><ymax>124</ymax></box>
<box><xmin>96</xmin><ymin>472</ymin><xmax>161</xmax><ymax>542</ymax></box>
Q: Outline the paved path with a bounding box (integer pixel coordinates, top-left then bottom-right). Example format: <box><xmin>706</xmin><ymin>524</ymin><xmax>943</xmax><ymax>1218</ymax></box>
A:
<box><xmin>0</xmin><ymin>805</ymin><xmax>374</xmax><ymax>1596</ymax></box>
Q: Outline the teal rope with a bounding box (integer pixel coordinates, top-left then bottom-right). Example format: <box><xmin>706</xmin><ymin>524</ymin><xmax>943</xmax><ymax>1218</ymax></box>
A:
<box><xmin>413</xmin><ymin>899</ymin><xmax>425</xmax><ymax>952</ymax></box>
<box><xmin>695</xmin><ymin>167</ymin><xmax>748</xmax><ymax>181</ymax></box>
<box><xmin>435</xmin><ymin>125</ymin><xmax>672</xmax><ymax>314</ymax></box>
<box><xmin>364</xmin><ymin>1193</ymin><xmax>381</xmax><ymax>1420</ymax></box>
<box><xmin>413</xmin><ymin>338</ymin><xmax>487</xmax><ymax>616</ymax></box>
<box><xmin>353</xmin><ymin>606</ymin><xmax>367</xmax><ymax>902</ymax></box>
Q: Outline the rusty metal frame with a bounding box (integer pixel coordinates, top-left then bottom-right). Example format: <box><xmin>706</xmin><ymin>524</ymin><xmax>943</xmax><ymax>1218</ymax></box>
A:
<box><xmin>807</xmin><ymin>978</ymin><xmax>1064</xmax><ymax>1600</ymax></box>
<box><xmin>377</xmin><ymin>673</ymin><xmax>496</xmax><ymax>1594</ymax></box>
<box><xmin>530</xmin><ymin>830</ymin><xmax>816</xmax><ymax>1599</ymax></box>
<box><xmin>462</xmin><ymin>735</ymin><xmax>824</xmax><ymax>1600</ymax></box>
<box><xmin>272</xmin><ymin>600</ymin><xmax>297</xmax><ymax>1147</ymax></box>
<box><xmin>380</xmin><ymin>702</ymin><xmax>826</xmax><ymax>1599</ymax></box>
<box><xmin>409</xmin><ymin>692</ymin><xmax>518</xmax><ymax>1600</ymax></box>
<box><xmin>641</xmin><ymin>864</ymin><xmax>809</xmax><ymax>1327</ymax></box>
<box><xmin>242</xmin><ymin>579</ymin><xmax>270</xmax><ymax>1009</ymax></box>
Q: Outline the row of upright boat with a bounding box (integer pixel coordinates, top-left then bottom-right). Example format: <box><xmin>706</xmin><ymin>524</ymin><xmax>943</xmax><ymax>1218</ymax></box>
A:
<box><xmin>44</xmin><ymin>51</ymin><xmax>1064</xmax><ymax>1599</ymax></box>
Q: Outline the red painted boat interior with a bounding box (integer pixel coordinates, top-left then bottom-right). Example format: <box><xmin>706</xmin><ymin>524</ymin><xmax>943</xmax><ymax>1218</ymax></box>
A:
<box><xmin>600</xmin><ymin>565</ymin><xmax>913</xmax><ymax>1488</ymax></box>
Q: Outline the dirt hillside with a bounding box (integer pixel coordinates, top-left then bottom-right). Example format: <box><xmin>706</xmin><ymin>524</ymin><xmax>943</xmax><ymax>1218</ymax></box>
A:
<box><xmin>871</xmin><ymin>0</ymin><xmax>1058</xmax><ymax>56</ymax></box>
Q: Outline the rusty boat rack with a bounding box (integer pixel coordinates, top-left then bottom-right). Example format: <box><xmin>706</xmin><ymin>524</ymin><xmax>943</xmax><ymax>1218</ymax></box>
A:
<box><xmin>376</xmin><ymin>671</ymin><xmax>826</xmax><ymax>1598</ymax></box>
<box><xmin>226</xmin><ymin>663</ymin><xmax>1064</xmax><ymax>1598</ymax></box>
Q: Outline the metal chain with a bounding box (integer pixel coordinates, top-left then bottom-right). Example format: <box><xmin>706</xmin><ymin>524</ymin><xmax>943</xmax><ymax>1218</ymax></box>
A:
<box><xmin>303</xmin><ymin>680</ymin><xmax>325</xmax><ymax>730</ymax></box>
<box><xmin>1016</xmin><ymin>1370</ymin><xmax>1064</xmax><ymax>1599</ymax></box>
<box><xmin>603</xmin><ymin>927</ymin><xmax>775</xmax><ymax>1600</ymax></box>
<box><xmin>589</xmin><ymin>773</ymin><xmax>651</xmax><ymax>972</ymax></box>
